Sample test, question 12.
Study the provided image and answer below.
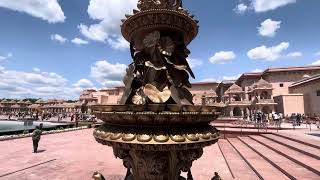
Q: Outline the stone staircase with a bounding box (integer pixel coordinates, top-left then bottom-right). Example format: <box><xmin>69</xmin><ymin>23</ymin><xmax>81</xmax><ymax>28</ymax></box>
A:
<box><xmin>217</xmin><ymin>133</ymin><xmax>320</xmax><ymax>180</ymax></box>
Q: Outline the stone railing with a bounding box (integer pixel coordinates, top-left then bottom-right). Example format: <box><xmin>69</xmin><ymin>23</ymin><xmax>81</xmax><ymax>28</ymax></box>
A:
<box><xmin>256</xmin><ymin>99</ymin><xmax>275</xmax><ymax>104</ymax></box>
<box><xmin>227</xmin><ymin>100</ymin><xmax>252</xmax><ymax>105</ymax></box>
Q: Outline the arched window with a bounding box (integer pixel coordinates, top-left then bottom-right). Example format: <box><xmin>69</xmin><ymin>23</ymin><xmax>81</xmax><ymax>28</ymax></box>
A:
<box><xmin>232</xmin><ymin>94</ymin><xmax>241</xmax><ymax>101</ymax></box>
<box><xmin>233</xmin><ymin>107</ymin><xmax>242</xmax><ymax>117</ymax></box>
<box><xmin>260</xmin><ymin>91</ymin><xmax>271</xmax><ymax>99</ymax></box>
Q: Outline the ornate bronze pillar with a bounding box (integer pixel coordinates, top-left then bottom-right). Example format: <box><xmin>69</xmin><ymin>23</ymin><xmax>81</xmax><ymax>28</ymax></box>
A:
<box><xmin>93</xmin><ymin>1</ymin><xmax>221</xmax><ymax>179</ymax></box>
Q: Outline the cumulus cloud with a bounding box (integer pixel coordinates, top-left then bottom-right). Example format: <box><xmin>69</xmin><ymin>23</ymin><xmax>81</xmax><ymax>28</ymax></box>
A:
<box><xmin>78</xmin><ymin>0</ymin><xmax>137</xmax><ymax>50</ymax></box>
<box><xmin>71</xmin><ymin>38</ymin><xmax>89</xmax><ymax>45</ymax></box>
<box><xmin>223</xmin><ymin>74</ymin><xmax>241</xmax><ymax>80</ymax></box>
<box><xmin>50</xmin><ymin>34</ymin><xmax>67</xmax><ymax>43</ymax></box>
<box><xmin>251</xmin><ymin>69</ymin><xmax>263</xmax><ymax>73</ymax></box>
<box><xmin>32</xmin><ymin>67</ymin><xmax>41</xmax><ymax>73</ymax></box>
<box><xmin>314</xmin><ymin>51</ymin><xmax>320</xmax><ymax>57</ymax></box>
<box><xmin>73</xmin><ymin>79</ymin><xmax>94</xmax><ymax>88</ymax></box>
<box><xmin>258</xmin><ymin>19</ymin><xmax>281</xmax><ymax>37</ymax></box>
<box><xmin>252</xmin><ymin>0</ymin><xmax>296</xmax><ymax>12</ymax></box>
<box><xmin>311</xmin><ymin>60</ymin><xmax>320</xmax><ymax>66</ymax></box>
<box><xmin>90</xmin><ymin>60</ymin><xmax>127</xmax><ymax>87</ymax></box>
<box><xmin>0</xmin><ymin>65</ymin><xmax>84</xmax><ymax>99</ymax></box>
<box><xmin>199</xmin><ymin>78</ymin><xmax>221</xmax><ymax>83</ymax></box>
<box><xmin>0</xmin><ymin>0</ymin><xmax>65</xmax><ymax>23</ymax></box>
<box><xmin>0</xmin><ymin>52</ymin><xmax>12</xmax><ymax>62</ymax></box>
<box><xmin>209</xmin><ymin>51</ymin><xmax>236</xmax><ymax>64</ymax></box>
<box><xmin>234</xmin><ymin>3</ymin><xmax>248</xmax><ymax>14</ymax></box>
<box><xmin>199</xmin><ymin>73</ymin><xmax>241</xmax><ymax>83</ymax></box>
<box><xmin>187</xmin><ymin>58</ymin><xmax>203</xmax><ymax>68</ymax></box>
<box><xmin>235</xmin><ymin>0</ymin><xmax>296</xmax><ymax>14</ymax></box>
<box><xmin>247</xmin><ymin>42</ymin><xmax>289</xmax><ymax>61</ymax></box>
<box><xmin>287</xmin><ymin>51</ymin><xmax>302</xmax><ymax>58</ymax></box>
<box><xmin>107</xmin><ymin>37</ymin><xmax>129</xmax><ymax>50</ymax></box>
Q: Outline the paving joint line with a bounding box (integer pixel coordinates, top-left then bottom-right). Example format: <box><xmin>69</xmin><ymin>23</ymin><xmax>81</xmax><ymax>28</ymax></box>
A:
<box><xmin>0</xmin><ymin>159</ymin><xmax>56</xmax><ymax>177</ymax></box>
<box><xmin>238</xmin><ymin>137</ymin><xmax>297</xmax><ymax>180</ymax></box>
<box><xmin>227</xmin><ymin>138</ymin><xmax>264</xmax><ymax>180</ymax></box>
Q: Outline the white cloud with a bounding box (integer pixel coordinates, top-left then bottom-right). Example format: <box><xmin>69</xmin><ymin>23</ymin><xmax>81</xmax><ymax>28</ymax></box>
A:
<box><xmin>311</xmin><ymin>60</ymin><xmax>320</xmax><ymax>66</ymax></box>
<box><xmin>0</xmin><ymin>65</ymin><xmax>4</xmax><ymax>72</ymax></box>
<box><xmin>209</xmin><ymin>51</ymin><xmax>236</xmax><ymax>64</ymax></box>
<box><xmin>234</xmin><ymin>3</ymin><xmax>248</xmax><ymax>14</ymax></box>
<box><xmin>50</xmin><ymin>34</ymin><xmax>67</xmax><ymax>43</ymax></box>
<box><xmin>287</xmin><ymin>51</ymin><xmax>302</xmax><ymax>58</ymax></box>
<box><xmin>0</xmin><ymin>65</ymin><xmax>84</xmax><ymax>99</ymax></box>
<box><xmin>251</xmin><ymin>69</ymin><xmax>263</xmax><ymax>73</ymax></box>
<box><xmin>187</xmin><ymin>58</ymin><xmax>203</xmax><ymax>68</ymax></box>
<box><xmin>199</xmin><ymin>73</ymin><xmax>241</xmax><ymax>83</ymax></box>
<box><xmin>223</xmin><ymin>74</ymin><xmax>241</xmax><ymax>80</ymax></box>
<box><xmin>107</xmin><ymin>37</ymin><xmax>129</xmax><ymax>50</ymax></box>
<box><xmin>32</xmin><ymin>67</ymin><xmax>41</xmax><ymax>73</ymax></box>
<box><xmin>0</xmin><ymin>56</ymin><xmax>6</xmax><ymax>61</ymax></box>
<box><xmin>247</xmin><ymin>42</ymin><xmax>289</xmax><ymax>61</ymax></box>
<box><xmin>199</xmin><ymin>78</ymin><xmax>221</xmax><ymax>83</ymax></box>
<box><xmin>71</xmin><ymin>38</ymin><xmax>89</xmax><ymax>45</ymax></box>
<box><xmin>258</xmin><ymin>19</ymin><xmax>281</xmax><ymax>37</ymax></box>
<box><xmin>78</xmin><ymin>0</ymin><xmax>137</xmax><ymax>49</ymax></box>
<box><xmin>0</xmin><ymin>52</ymin><xmax>13</xmax><ymax>62</ymax></box>
<box><xmin>0</xmin><ymin>0</ymin><xmax>65</xmax><ymax>23</ymax></box>
<box><xmin>314</xmin><ymin>51</ymin><xmax>320</xmax><ymax>57</ymax></box>
<box><xmin>90</xmin><ymin>60</ymin><xmax>127</xmax><ymax>87</ymax></box>
<box><xmin>73</xmin><ymin>79</ymin><xmax>94</xmax><ymax>88</ymax></box>
<box><xmin>235</xmin><ymin>0</ymin><xmax>296</xmax><ymax>14</ymax></box>
<box><xmin>252</xmin><ymin>0</ymin><xmax>296</xmax><ymax>12</ymax></box>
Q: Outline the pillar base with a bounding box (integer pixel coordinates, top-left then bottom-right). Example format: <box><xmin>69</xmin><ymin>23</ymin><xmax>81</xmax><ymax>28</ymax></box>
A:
<box><xmin>113</xmin><ymin>146</ymin><xmax>203</xmax><ymax>180</ymax></box>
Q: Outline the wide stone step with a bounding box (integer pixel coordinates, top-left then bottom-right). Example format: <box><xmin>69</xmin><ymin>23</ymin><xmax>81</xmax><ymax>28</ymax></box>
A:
<box><xmin>249</xmin><ymin>135</ymin><xmax>320</xmax><ymax>175</ymax></box>
<box><xmin>262</xmin><ymin>134</ymin><xmax>320</xmax><ymax>159</ymax></box>
<box><xmin>191</xmin><ymin>144</ymin><xmax>234</xmax><ymax>180</ymax></box>
<box><xmin>228</xmin><ymin>138</ymin><xmax>289</xmax><ymax>180</ymax></box>
<box><xmin>239</xmin><ymin>136</ymin><xmax>319</xmax><ymax>180</ymax></box>
<box><xmin>218</xmin><ymin>139</ymin><xmax>259</xmax><ymax>180</ymax></box>
<box><xmin>272</xmin><ymin>132</ymin><xmax>320</xmax><ymax>149</ymax></box>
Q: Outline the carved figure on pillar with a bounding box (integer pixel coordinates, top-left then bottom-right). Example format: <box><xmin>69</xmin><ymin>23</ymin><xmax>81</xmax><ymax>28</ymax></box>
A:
<box><xmin>92</xmin><ymin>0</ymin><xmax>221</xmax><ymax>179</ymax></box>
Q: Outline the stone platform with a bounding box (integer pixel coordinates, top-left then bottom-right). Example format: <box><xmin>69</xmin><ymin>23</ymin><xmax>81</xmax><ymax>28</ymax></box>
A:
<box><xmin>0</xmin><ymin>129</ymin><xmax>319</xmax><ymax>179</ymax></box>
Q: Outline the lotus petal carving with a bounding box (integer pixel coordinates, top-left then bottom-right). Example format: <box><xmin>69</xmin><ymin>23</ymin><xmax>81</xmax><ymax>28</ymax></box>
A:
<box><xmin>143</xmin><ymin>84</ymin><xmax>171</xmax><ymax>103</ymax></box>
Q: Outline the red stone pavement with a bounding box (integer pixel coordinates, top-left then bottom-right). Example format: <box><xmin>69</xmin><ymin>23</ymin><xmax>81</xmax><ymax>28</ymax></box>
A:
<box><xmin>1</xmin><ymin>128</ymin><xmax>319</xmax><ymax>180</ymax></box>
<box><xmin>0</xmin><ymin>129</ymin><xmax>229</xmax><ymax>180</ymax></box>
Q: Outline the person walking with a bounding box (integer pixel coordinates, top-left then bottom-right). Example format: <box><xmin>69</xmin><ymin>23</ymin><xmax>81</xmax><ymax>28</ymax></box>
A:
<box><xmin>32</xmin><ymin>125</ymin><xmax>42</xmax><ymax>153</ymax></box>
<box><xmin>211</xmin><ymin>172</ymin><xmax>222</xmax><ymax>180</ymax></box>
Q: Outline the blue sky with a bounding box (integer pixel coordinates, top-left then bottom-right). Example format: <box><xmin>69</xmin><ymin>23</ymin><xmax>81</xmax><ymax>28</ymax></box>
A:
<box><xmin>0</xmin><ymin>0</ymin><xmax>319</xmax><ymax>99</ymax></box>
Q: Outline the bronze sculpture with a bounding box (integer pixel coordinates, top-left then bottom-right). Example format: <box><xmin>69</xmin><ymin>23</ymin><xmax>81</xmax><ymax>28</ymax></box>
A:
<box><xmin>93</xmin><ymin>1</ymin><xmax>221</xmax><ymax>179</ymax></box>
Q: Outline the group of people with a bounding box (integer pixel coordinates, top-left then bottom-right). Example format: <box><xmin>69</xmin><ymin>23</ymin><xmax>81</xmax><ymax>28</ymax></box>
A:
<box><xmin>244</xmin><ymin>111</ymin><xmax>320</xmax><ymax>129</ymax></box>
<box><xmin>1</xmin><ymin>111</ymin><xmax>97</xmax><ymax>123</ymax></box>
<box><xmin>247</xmin><ymin>112</ymin><xmax>283</xmax><ymax>125</ymax></box>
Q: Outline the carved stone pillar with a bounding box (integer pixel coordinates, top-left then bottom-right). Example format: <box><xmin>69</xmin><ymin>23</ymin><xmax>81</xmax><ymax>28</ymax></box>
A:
<box><xmin>113</xmin><ymin>147</ymin><xmax>203</xmax><ymax>180</ymax></box>
<box><xmin>92</xmin><ymin>0</ymin><xmax>221</xmax><ymax>179</ymax></box>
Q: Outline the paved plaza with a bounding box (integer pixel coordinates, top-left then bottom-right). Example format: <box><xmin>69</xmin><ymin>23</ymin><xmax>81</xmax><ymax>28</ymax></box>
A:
<box><xmin>0</xmin><ymin>127</ymin><xmax>319</xmax><ymax>180</ymax></box>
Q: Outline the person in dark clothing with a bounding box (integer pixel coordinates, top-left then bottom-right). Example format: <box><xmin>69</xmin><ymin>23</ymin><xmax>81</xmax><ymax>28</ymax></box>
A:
<box><xmin>187</xmin><ymin>170</ymin><xmax>193</xmax><ymax>180</ymax></box>
<box><xmin>32</xmin><ymin>126</ymin><xmax>42</xmax><ymax>153</ymax></box>
<box><xmin>211</xmin><ymin>172</ymin><xmax>222</xmax><ymax>180</ymax></box>
<box><xmin>92</xmin><ymin>171</ymin><xmax>106</xmax><ymax>180</ymax></box>
<box><xmin>297</xmin><ymin>113</ymin><xmax>301</xmax><ymax>126</ymax></box>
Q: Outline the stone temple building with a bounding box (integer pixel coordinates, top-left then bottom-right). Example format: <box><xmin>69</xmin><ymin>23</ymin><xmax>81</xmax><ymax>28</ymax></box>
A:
<box><xmin>77</xmin><ymin>65</ymin><xmax>320</xmax><ymax>117</ymax></box>
<box><xmin>1</xmin><ymin>65</ymin><xmax>319</xmax><ymax>117</ymax></box>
